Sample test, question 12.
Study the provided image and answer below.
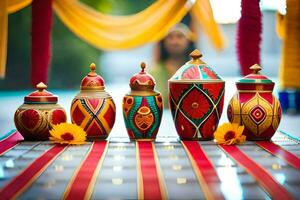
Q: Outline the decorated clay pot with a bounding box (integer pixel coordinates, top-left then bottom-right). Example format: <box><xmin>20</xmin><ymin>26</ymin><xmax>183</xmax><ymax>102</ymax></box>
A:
<box><xmin>227</xmin><ymin>64</ymin><xmax>282</xmax><ymax>140</ymax></box>
<box><xmin>123</xmin><ymin>62</ymin><xmax>163</xmax><ymax>140</ymax></box>
<box><xmin>14</xmin><ymin>82</ymin><xmax>67</xmax><ymax>140</ymax></box>
<box><xmin>168</xmin><ymin>49</ymin><xmax>225</xmax><ymax>140</ymax></box>
<box><xmin>70</xmin><ymin>63</ymin><xmax>116</xmax><ymax>140</ymax></box>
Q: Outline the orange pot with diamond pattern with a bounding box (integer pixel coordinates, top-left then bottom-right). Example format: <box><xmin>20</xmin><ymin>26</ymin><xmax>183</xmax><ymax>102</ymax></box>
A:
<box><xmin>70</xmin><ymin>63</ymin><xmax>116</xmax><ymax>140</ymax></box>
<box><xmin>227</xmin><ymin>64</ymin><xmax>282</xmax><ymax>140</ymax></box>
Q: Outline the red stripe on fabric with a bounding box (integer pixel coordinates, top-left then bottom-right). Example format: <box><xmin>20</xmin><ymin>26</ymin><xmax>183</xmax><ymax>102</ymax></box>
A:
<box><xmin>0</xmin><ymin>131</ymin><xmax>23</xmax><ymax>156</ymax></box>
<box><xmin>64</xmin><ymin>141</ymin><xmax>108</xmax><ymax>200</ymax></box>
<box><xmin>256</xmin><ymin>141</ymin><xmax>300</xmax><ymax>171</ymax></box>
<box><xmin>182</xmin><ymin>141</ymin><xmax>224</xmax><ymax>200</ymax></box>
<box><xmin>137</xmin><ymin>141</ymin><xmax>163</xmax><ymax>199</ymax></box>
<box><xmin>0</xmin><ymin>144</ymin><xmax>66</xmax><ymax>199</ymax></box>
<box><xmin>220</xmin><ymin>145</ymin><xmax>293</xmax><ymax>200</ymax></box>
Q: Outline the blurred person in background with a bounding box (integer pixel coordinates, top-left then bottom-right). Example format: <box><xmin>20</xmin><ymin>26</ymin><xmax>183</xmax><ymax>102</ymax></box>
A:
<box><xmin>151</xmin><ymin>15</ymin><xmax>196</xmax><ymax>107</ymax></box>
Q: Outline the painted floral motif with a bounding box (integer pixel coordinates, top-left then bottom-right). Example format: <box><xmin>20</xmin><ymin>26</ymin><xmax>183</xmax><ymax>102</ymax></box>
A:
<box><xmin>15</xmin><ymin>107</ymin><xmax>67</xmax><ymax>140</ymax></box>
<box><xmin>169</xmin><ymin>83</ymin><xmax>224</xmax><ymax>140</ymax></box>
<box><xmin>181</xmin><ymin>87</ymin><xmax>211</xmax><ymax>119</ymax></box>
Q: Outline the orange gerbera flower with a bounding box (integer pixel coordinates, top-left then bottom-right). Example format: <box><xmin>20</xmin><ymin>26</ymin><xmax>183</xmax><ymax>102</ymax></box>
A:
<box><xmin>214</xmin><ymin>123</ymin><xmax>246</xmax><ymax>145</ymax></box>
<box><xmin>49</xmin><ymin>123</ymin><xmax>87</xmax><ymax>145</ymax></box>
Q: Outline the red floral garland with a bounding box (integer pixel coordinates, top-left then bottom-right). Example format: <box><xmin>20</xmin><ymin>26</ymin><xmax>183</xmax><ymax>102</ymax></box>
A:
<box><xmin>31</xmin><ymin>0</ymin><xmax>52</xmax><ymax>87</ymax></box>
<box><xmin>236</xmin><ymin>0</ymin><xmax>262</xmax><ymax>75</ymax></box>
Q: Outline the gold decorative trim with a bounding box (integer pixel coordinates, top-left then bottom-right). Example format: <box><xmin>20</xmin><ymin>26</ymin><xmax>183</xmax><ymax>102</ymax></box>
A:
<box><xmin>127</xmin><ymin>90</ymin><xmax>159</xmax><ymax>96</ymax></box>
<box><xmin>130</xmin><ymin>84</ymin><xmax>155</xmax><ymax>91</ymax></box>
<box><xmin>169</xmin><ymin>80</ymin><xmax>224</xmax><ymax>83</ymax></box>
<box><xmin>132</xmin><ymin>138</ymin><xmax>155</xmax><ymax>141</ymax></box>
<box><xmin>238</xmin><ymin>90</ymin><xmax>273</xmax><ymax>93</ymax></box>
<box><xmin>80</xmin><ymin>86</ymin><xmax>105</xmax><ymax>90</ymax></box>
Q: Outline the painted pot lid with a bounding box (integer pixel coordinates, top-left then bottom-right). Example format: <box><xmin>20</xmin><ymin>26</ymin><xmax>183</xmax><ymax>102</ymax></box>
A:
<box><xmin>237</xmin><ymin>64</ymin><xmax>273</xmax><ymax>84</ymax></box>
<box><xmin>129</xmin><ymin>62</ymin><xmax>156</xmax><ymax>91</ymax></box>
<box><xmin>169</xmin><ymin>49</ymin><xmax>223</xmax><ymax>82</ymax></box>
<box><xmin>80</xmin><ymin>63</ymin><xmax>105</xmax><ymax>90</ymax></box>
<box><xmin>24</xmin><ymin>82</ymin><xmax>58</xmax><ymax>104</ymax></box>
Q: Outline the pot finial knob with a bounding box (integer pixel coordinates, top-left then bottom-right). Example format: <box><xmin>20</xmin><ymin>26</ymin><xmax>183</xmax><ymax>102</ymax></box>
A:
<box><xmin>140</xmin><ymin>62</ymin><xmax>146</xmax><ymax>73</ymax></box>
<box><xmin>189</xmin><ymin>49</ymin><xmax>205</xmax><ymax>64</ymax></box>
<box><xmin>88</xmin><ymin>63</ymin><xmax>97</xmax><ymax>77</ymax></box>
<box><xmin>36</xmin><ymin>82</ymin><xmax>47</xmax><ymax>92</ymax></box>
<box><xmin>190</xmin><ymin>49</ymin><xmax>202</xmax><ymax>60</ymax></box>
<box><xmin>250</xmin><ymin>64</ymin><xmax>262</xmax><ymax>74</ymax></box>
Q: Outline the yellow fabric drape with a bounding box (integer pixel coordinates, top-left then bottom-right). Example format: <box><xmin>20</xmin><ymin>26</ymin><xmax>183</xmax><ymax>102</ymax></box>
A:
<box><xmin>7</xmin><ymin>0</ymin><xmax>32</xmax><ymax>14</ymax></box>
<box><xmin>191</xmin><ymin>0</ymin><xmax>225</xmax><ymax>50</ymax></box>
<box><xmin>52</xmin><ymin>0</ymin><xmax>192</xmax><ymax>50</ymax></box>
<box><xmin>277</xmin><ymin>0</ymin><xmax>300</xmax><ymax>89</ymax></box>
<box><xmin>54</xmin><ymin>0</ymin><xmax>167</xmax><ymax>27</ymax></box>
<box><xmin>276</xmin><ymin>12</ymin><xmax>285</xmax><ymax>39</ymax></box>
<box><xmin>1</xmin><ymin>0</ymin><xmax>226</xmax><ymax>78</ymax></box>
<box><xmin>0</xmin><ymin>0</ymin><xmax>8</xmax><ymax>78</ymax></box>
<box><xmin>0</xmin><ymin>0</ymin><xmax>32</xmax><ymax>78</ymax></box>
<box><xmin>52</xmin><ymin>0</ymin><xmax>225</xmax><ymax>50</ymax></box>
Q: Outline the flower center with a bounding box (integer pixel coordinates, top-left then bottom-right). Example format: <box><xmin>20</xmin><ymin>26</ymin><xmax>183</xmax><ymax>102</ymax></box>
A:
<box><xmin>224</xmin><ymin>131</ymin><xmax>236</xmax><ymax>141</ymax></box>
<box><xmin>192</xmin><ymin>102</ymin><xmax>199</xmax><ymax>109</ymax></box>
<box><xmin>61</xmin><ymin>132</ymin><xmax>74</xmax><ymax>141</ymax></box>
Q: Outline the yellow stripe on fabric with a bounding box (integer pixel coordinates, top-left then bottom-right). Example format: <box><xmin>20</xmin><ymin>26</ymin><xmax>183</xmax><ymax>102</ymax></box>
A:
<box><xmin>152</xmin><ymin>142</ymin><xmax>168</xmax><ymax>200</ymax></box>
<box><xmin>136</xmin><ymin>142</ymin><xmax>168</xmax><ymax>200</ymax></box>
<box><xmin>62</xmin><ymin>142</ymin><xmax>109</xmax><ymax>200</ymax></box>
<box><xmin>62</xmin><ymin>143</ymin><xmax>95</xmax><ymax>199</ymax></box>
<box><xmin>84</xmin><ymin>142</ymin><xmax>109</xmax><ymax>200</ymax></box>
<box><xmin>136</xmin><ymin>142</ymin><xmax>144</xmax><ymax>200</ymax></box>
<box><xmin>181</xmin><ymin>141</ymin><xmax>218</xmax><ymax>200</ymax></box>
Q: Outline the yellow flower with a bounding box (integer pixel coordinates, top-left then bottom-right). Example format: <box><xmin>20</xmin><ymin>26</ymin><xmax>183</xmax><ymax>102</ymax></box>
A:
<box><xmin>49</xmin><ymin>123</ymin><xmax>87</xmax><ymax>145</ymax></box>
<box><xmin>214</xmin><ymin>123</ymin><xmax>246</xmax><ymax>145</ymax></box>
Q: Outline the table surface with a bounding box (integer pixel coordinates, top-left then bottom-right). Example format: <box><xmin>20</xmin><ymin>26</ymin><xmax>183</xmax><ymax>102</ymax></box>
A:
<box><xmin>0</xmin><ymin>131</ymin><xmax>300</xmax><ymax>199</ymax></box>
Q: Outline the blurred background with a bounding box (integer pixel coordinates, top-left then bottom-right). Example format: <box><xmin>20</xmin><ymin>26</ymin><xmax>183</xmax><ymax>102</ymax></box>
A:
<box><xmin>0</xmin><ymin>0</ymin><xmax>285</xmax><ymax>89</ymax></box>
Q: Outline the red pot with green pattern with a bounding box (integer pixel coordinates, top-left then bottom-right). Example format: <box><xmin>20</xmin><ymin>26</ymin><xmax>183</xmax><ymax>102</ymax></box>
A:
<box><xmin>168</xmin><ymin>49</ymin><xmax>225</xmax><ymax>140</ymax></box>
<box><xmin>123</xmin><ymin>62</ymin><xmax>163</xmax><ymax>140</ymax></box>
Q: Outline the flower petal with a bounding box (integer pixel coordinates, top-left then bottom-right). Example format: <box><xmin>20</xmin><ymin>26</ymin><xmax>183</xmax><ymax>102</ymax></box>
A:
<box><xmin>49</xmin><ymin>123</ymin><xmax>87</xmax><ymax>145</ymax></box>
